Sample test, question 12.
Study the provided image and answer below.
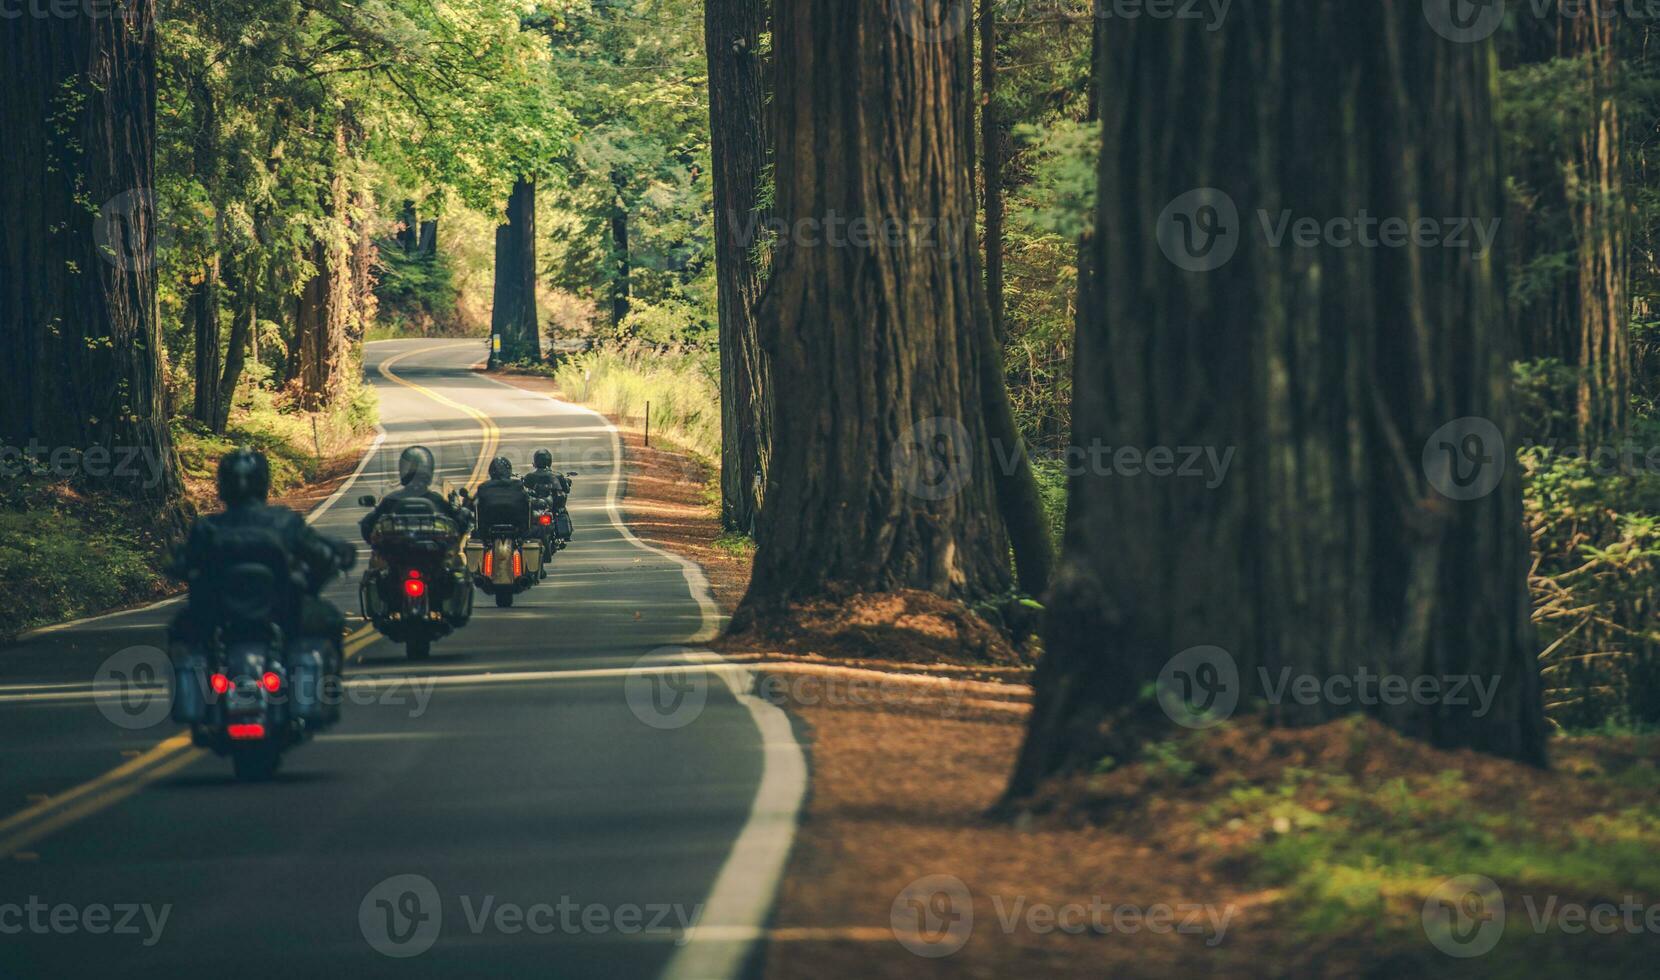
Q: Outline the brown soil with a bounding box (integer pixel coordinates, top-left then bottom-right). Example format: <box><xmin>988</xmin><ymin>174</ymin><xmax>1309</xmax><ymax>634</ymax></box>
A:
<box><xmin>716</xmin><ymin>590</ymin><xmax>1025</xmax><ymax>667</ymax></box>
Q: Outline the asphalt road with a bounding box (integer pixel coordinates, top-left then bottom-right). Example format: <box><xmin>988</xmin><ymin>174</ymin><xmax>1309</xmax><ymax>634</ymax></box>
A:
<box><xmin>0</xmin><ymin>340</ymin><xmax>804</xmax><ymax>979</ymax></box>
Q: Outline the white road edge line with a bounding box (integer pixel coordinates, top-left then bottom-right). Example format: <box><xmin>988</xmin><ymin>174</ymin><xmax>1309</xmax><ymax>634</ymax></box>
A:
<box><xmin>468</xmin><ymin>344</ymin><xmax>808</xmax><ymax>980</ymax></box>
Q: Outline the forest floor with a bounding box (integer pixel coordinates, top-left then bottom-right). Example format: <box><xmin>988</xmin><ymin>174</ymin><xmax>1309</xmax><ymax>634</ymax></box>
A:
<box><xmin>497</xmin><ymin>365</ymin><xmax>1660</xmax><ymax>978</ymax></box>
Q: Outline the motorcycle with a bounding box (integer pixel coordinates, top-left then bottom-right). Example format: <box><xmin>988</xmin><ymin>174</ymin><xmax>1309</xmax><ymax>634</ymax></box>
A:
<box><xmin>170</xmin><ymin>538</ymin><xmax>339</xmax><ymax>781</ymax></box>
<box><xmin>458</xmin><ymin>488</ymin><xmax>543</xmax><ymax>608</ymax></box>
<box><xmin>527</xmin><ymin>472</ymin><xmax>576</xmax><ymax>579</ymax></box>
<box><xmin>356</xmin><ymin>493</ymin><xmax>474</xmax><ymax>660</ymax></box>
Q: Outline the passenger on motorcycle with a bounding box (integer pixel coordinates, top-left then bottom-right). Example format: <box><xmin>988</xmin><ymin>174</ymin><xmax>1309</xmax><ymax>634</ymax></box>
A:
<box><xmin>471</xmin><ymin>456</ymin><xmax>531</xmax><ymax>536</ymax></box>
<box><xmin>169</xmin><ymin>449</ymin><xmax>356</xmax><ymax>665</ymax></box>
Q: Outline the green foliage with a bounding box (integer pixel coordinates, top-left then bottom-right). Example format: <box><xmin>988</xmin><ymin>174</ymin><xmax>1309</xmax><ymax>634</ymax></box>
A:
<box><xmin>554</xmin><ymin>347</ymin><xmax>721</xmax><ymax>463</ymax></box>
<box><xmin>373</xmin><ymin>244</ymin><xmax>462</xmax><ymax>336</ymax></box>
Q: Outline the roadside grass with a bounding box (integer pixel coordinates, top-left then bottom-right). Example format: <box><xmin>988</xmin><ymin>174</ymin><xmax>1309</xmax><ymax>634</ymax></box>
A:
<box><xmin>0</xmin><ymin>373</ymin><xmax>378</xmax><ymax>641</ymax></box>
<box><xmin>553</xmin><ymin>347</ymin><xmax>721</xmax><ymax>464</ymax></box>
<box><xmin>1088</xmin><ymin>717</ymin><xmax>1660</xmax><ymax>974</ymax></box>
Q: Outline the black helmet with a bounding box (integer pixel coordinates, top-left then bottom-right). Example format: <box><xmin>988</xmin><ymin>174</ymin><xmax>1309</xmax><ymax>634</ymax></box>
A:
<box><xmin>533</xmin><ymin>449</ymin><xmax>553</xmax><ymax>470</ymax></box>
<box><xmin>398</xmin><ymin>446</ymin><xmax>437</xmax><ymax>489</ymax></box>
<box><xmin>488</xmin><ymin>456</ymin><xmax>514</xmax><ymax>481</ymax></box>
<box><xmin>217</xmin><ymin>448</ymin><xmax>270</xmax><ymax>507</ymax></box>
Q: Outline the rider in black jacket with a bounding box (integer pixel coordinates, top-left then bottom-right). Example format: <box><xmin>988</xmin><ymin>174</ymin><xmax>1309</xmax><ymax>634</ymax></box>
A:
<box><xmin>359</xmin><ymin>446</ymin><xmax>470</xmax><ymax>542</ymax></box>
<box><xmin>171</xmin><ymin>449</ymin><xmax>355</xmax><ymax>650</ymax></box>
<box><xmin>523</xmin><ymin>448</ymin><xmax>573</xmax><ymax>543</ymax></box>
<box><xmin>472</xmin><ymin>456</ymin><xmax>531</xmax><ymax>536</ymax></box>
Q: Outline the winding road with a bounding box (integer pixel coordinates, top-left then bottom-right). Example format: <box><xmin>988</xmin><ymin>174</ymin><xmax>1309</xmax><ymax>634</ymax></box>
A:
<box><xmin>0</xmin><ymin>340</ymin><xmax>805</xmax><ymax>979</ymax></box>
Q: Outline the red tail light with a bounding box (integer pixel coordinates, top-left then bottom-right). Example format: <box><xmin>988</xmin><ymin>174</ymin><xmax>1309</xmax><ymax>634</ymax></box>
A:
<box><xmin>404</xmin><ymin>577</ymin><xmax>426</xmax><ymax>598</ymax></box>
<box><xmin>209</xmin><ymin>673</ymin><xmax>231</xmax><ymax>695</ymax></box>
<box><xmin>227</xmin><ymin>723</ymin><xmax>266</xmax><ymax>740</ymax></box>
<box><xmin>260</xmin><ymin>671</ymin><xmax>282</xmax><ymax>693</ymax></box>
<box><xmin>512</xmin><ymin>550</ymin><xmax>524</xmax><ymax>577</ymax></box>
<box><xmin>482</xmin><ymin>551</ymin><xmax>493</xmax><ymax>576</ymax></box>
<box><xmin>538</xmin><ymin>514</ymin><xmax>553</xmax><ymax>526</ymax></box>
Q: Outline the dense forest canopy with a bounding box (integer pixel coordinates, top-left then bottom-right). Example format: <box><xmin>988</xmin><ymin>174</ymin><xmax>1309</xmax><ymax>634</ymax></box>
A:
<box><xmin>8</xmin><ymin>0</ymin><xmax>1660</xmax><ymax>772</ymax></box>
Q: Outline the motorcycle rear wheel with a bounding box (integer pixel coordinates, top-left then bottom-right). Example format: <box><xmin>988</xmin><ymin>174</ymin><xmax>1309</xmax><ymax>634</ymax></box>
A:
<box><xmin>495</xmin><ymin>591</ymin><xmax>514</xmax><ymax>608</ymax></box>
<box><xmin>407</xmin><ymin>638</ymin><xmax>431</xmax><ymax>661</ymax></box>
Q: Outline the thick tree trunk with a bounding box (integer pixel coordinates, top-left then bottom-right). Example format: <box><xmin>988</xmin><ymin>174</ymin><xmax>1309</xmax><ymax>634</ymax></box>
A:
<box><xmin>980</xmin><ymin>0</ymin><xmax>1005</xmax><ymax>341</ymax></box>
<box><xmin>0</xmin><ymin>1</ymin><xmax>181</xmax><ymax>503</ymax></box>
<box><xmin>738</xmin><ymin>0</ymin><xmax>1011</xmax><ymax>611</ymax></box>
<box><xmin>491</xmin><ymin>177</ymin><xmax>542</xmax><ymax>363</ymax></box>
<box><xmin>418</xmin><ymin>219</ymin><xmax>439</xmax><ymax>258</ymax></box>
<box><xmin>215</xmin><ymin>253</ymin><xmax>257</xmax><ymax>435</ymax></box>
<box><xmin>610</xmin><ymin>189</ymin><xmax>632</xmax><ymax>329</ymax></box>
<box><xmin>296</xmin><ymin>122</ymin><xmax>353</xmax><ymax>407</ymax></box>
<box><xmin>706</xmin><ymin>0</ymin><xmax>774</xmax><ymax>535</ymax></box>
<box><xmin>1008</xmin><ymin>3</ymin><xmax>1546</xmax><ymax>798</ymax></box>
<box><xmin>1510</xmin><ymin>2</ymin><xmax>1629</xmax><ymax>450</ymax></box>
<box><xmin>398</xmin><ymin>199</ymin><xmax>419</xmax><ymax>254</ymax></box>
<box><xmin>188</xmin><ymin>256</ymin><xmax>223</xmax><ymax>426</ymax></box>
<box><xmin>350</xmin><ymin>187</ymin><xmax>377</xmax><ymax>340</ymax></box>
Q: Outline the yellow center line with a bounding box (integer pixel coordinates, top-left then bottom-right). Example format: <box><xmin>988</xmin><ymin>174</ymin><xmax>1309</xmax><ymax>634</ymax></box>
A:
<box><xmin>0</xmin><ymin>343</ymin><xmax>497</xmax><ymax>856</ymax></box>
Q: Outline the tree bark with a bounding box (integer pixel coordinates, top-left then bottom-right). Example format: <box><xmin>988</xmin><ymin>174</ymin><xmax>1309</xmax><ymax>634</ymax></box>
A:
<box><xmin>0</xmin><ymin>1</ymin><xmax>182</xmax><ymax>504</ymax></box>
<box><xmin>296</xmin><ymin>121</ymin><xmax>353</xmax><ymax>407</ymax></box>
<box><xmin>1008</xmin><ymin>3</ymin><xmax>1547</xmax><ymax>798</ymax></box>
<box><xmin>610</xmin><ymin>183</ymin><xmax>632</xmax><ymax>329</ymax></box>
<box><xmin>980</xmin><ymin>0</ymin><xmax>1005</xmax><ymax>342</ymax></box>
<box><xmin>491</xmin><ymin>177</ymin><xmax>543</xmax><ymax>363</ymax></box>
<box><xmin>398</xmin><ymin>199</ymin><xmax>419</xmax><ymax>254</ymax></box>
<box><xmin>706</xmin><ymin>0</ymin><xmax>774</xmax><ymax>535</ymax></box>
<box><xmin>188</xmin><ymin>255</ymin><xmax>223</xmax><ymax>426</ymax></box>
<box><xmin>1509</xmin><ymin>2</ymin><xmax>1629</xmax><ymax>450</ymax></box>
<box><xmin>418</xmin><ymin>219</ymin><xmax>439</xmax><ymax>258</ymax></box>
<box><xmin>738</xmin><ymin>0</ymin><xmax>1012</xmax><ymax>612</ymax></box>
<box><xmin>215</xmin><ymin>253</ymin><xmax>257</xmax><ymax>435</ymax></box>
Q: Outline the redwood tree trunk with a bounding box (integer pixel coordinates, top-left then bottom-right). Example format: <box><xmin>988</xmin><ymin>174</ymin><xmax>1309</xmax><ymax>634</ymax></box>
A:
<box><xmin>215</xmin><ymin>252</ymin><xmax>256</xmax><ymax>435</ymax></box>
<box><xmin>739</xmin><ymin>0</ymin><xmax>1011</xmax><ymax>611</ymax></box>
<box><xmin>1008</xmin><ymin>3</ymin><xmax>1546</xmax><ymax>797</ymax></box>
<box><xmin>610</xmin><ymin>182</ymin><xmax>632</xmax><ymax>330</ymax></box>
<box><xmin>188</xmin><ymin>255</ymin><xmax>223</xmax><ymax>426</ymax></box>
<box><xmin>0</xmin><ymin>1</ymin><xmax>181</xmax><ymax>503</ymax></box>
<box><xmin>1510</xmin><ymin>2</ymin><xmax>1629</xmax><ymax>450</ymax></box>
<box><xmin>706</xmin><ymin>0</ymin><xmax>774</xmax><ymax>535</ymax></box>
<box><xmin>980</xmin><ymin>0</ymin><xmax>1005</xmax><ymax>341</ymax></box>
<box><xmin>297</xmin><ymin>123</ymin><xmax>353</xmax><ymax>407</ymax></box>
<box><xmin>492</xmin><ymin>177</ymin><xmax>542</xmax><ymax>363</ymax></box>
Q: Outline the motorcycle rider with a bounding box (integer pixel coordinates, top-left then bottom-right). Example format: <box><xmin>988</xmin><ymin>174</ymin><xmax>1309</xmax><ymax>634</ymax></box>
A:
<box><xmin>471</xmin><ymin>456</ymin><xmax>531</xmax><ymax>536</ymax></box>
<box><xmin>523</xmin><ymin>447</ymin><xmax>573</xmax><ymax>544</ymax></box>
<box><xmin>359</xmin><ymin>446</ymin><xmax>471</xmax><ymax>542</ymax></box>
<box><xmin>170</xmin><ymin>449</ymin><xmax>356</xmax><ymax>663</ymax></box>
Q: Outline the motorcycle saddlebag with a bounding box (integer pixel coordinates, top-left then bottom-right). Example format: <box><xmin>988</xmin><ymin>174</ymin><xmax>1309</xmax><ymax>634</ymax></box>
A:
<box><xmin>286</xmin><ymin>641</ymin><xmax>329</xmax><ymax>724</ymax></box>
<box><xmin>170</xmin><ymin>651</ymin><xmax>211</xmax><ymax>725</ymax></box>
<box><xmin>555</xmin><ymin>512</ymin><xmax>573</xmax><ymax>541</ymax></box>
<box><xmin>464</xmin><ymin>540</ymin><xmax>485</xmax><ymax>575</ymax></box>
<box><xmin>522</xmin><ymin>540</ymin><xmax>544</xmax><ymax>576</ymax></box>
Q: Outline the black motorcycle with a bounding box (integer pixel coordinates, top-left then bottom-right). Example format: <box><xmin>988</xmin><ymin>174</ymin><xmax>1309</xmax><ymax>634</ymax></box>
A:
<box><xmin>356</xmin><ymin>494</ymin><xmax>473</xmax><ymax>659</ymax></box>
<box><xmin>527</xmin><ymin>473</ymin><xmax>576</xmax><ymax>579</ymax></box>
<box><xmin>170</xmin><ymin>539</ymin><xmax>341</xmax><ymax>781</ymax></box>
